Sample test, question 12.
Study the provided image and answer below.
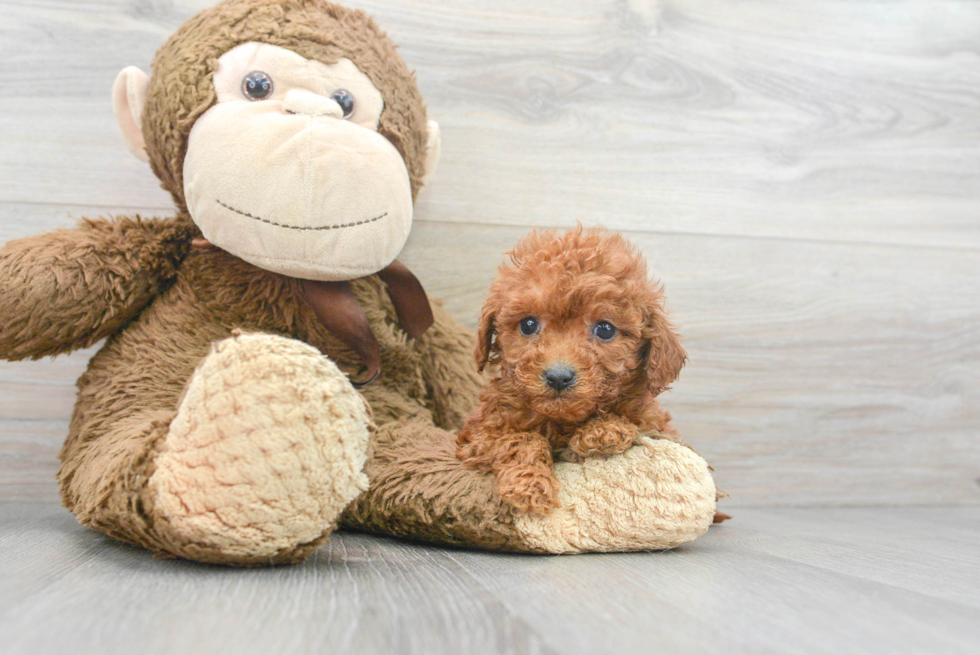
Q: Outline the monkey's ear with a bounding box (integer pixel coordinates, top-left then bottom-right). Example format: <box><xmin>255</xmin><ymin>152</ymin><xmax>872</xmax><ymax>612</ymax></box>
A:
<box><xmin>420</xmin><ymin>120</ymin><xmax>441</xmax><ymax>187</ymax></box>
<box><xmin>112</xmin><ymin>66</ymin><xmax>151</xmax><ymax>163</ymax></box>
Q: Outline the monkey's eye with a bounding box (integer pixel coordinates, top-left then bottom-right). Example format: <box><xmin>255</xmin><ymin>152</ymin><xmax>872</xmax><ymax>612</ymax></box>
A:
<box><xmin>242</xmin><ymin>71</ymin><xmax>274</xmax><ymax>101</ymax></box>
<box><xmin>330</xmin><ymin>89</ymin><xmax>356</xmax><ymax>119</ymax></box>
<box><xmin>519</xmin><ymin>317</ymin><xmax>540</xmax><ymax>337</ymax></box>
<box><xmin>593</xmin><ymin>321</ymin><xmax>617</xmax><ymax>342</ymax></box>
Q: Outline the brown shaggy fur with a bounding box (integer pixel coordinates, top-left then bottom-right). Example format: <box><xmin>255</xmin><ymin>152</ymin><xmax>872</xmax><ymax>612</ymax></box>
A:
<box><xmin>456</xmin><ymin>228</ymin><xmax>687</xmax><ymax>514</ymax></box>
<box><xmin>0</xmin><ymin>217</ymin><xmax>497</xmax><ymax>563</ymax></box>
<box><xmin>0</xmin><ymin>0</ymin><xmax>489</xmax><ymax>564</ymax></box>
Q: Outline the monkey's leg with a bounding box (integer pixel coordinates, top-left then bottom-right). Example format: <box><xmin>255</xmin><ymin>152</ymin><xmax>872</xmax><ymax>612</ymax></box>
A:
<box><xmin>342</xmin><ymin>423</ymin><xmax>717</xmax><ymax>553</ymax></box>
<box><xmin>60</xmin><ymin>333</ymin><xmax>370</xmax><ymax>565</ymax></box>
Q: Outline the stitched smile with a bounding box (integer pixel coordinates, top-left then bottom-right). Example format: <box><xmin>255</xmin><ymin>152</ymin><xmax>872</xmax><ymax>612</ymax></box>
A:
<box><xmin>217</xmin><ymin>200</ymin><xmax>387</xmax><ymax>231</ymax></box>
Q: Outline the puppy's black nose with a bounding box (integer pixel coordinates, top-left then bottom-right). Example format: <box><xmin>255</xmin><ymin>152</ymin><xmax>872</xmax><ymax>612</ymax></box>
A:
<box><xmin>543</xmin><ymin>364</ymin><xmax>577</xmax><ymax>392</ymax></box>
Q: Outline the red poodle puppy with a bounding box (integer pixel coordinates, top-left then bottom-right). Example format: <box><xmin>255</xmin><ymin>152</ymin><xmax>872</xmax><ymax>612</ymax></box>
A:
<box><xmin>456</xmin><ymin>227</ymin><xmax>687</xmax><ymax>514</ymax></box>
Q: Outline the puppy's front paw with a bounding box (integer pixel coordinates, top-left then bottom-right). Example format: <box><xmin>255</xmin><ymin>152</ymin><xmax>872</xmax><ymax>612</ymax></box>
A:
<box><xmin>496</xmin><ymin>468</ymin><xmax>561</xmax><ymax>514</ymax></box>
<box><xmin>569</xmin><ymin>415</ymin><xmax>638</xmax><ymax>458</ymax></box>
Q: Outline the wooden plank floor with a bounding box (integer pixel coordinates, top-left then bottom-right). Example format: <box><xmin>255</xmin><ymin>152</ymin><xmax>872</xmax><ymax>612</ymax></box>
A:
<box><xmin>0</xmin><ymin>503</ymin><xmax>977</xmax><ymax>655</ymax></box>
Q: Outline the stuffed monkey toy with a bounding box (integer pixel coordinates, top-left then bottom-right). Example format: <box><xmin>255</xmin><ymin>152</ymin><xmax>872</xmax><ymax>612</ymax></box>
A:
<box><xmin>0</xmin><ymin>0</ymin><xmax>717</xmax><ymax>565</ymax></box>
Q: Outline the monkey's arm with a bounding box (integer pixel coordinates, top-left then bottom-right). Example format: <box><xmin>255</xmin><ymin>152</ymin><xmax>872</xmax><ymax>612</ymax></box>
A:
<box><xmin>415</xmin><ymin>300</ymin><xmax>486</xmax><ymax>431</ymax></box>
<box><xmin>0</xmin><ymin>216</ymin><xmax>193</xmax><ymax>360</ymax></box>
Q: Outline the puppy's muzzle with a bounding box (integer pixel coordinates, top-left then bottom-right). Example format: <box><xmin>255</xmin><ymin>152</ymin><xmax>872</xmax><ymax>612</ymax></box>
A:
<box><xmin>543</xmin><ymin>364</ymin><xmax>577</xmax><ymax>393</ymax></box>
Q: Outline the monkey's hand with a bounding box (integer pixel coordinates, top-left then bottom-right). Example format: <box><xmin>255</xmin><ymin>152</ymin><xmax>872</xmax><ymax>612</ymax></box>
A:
<box><xmin>567</xmin><ymin>415</ymin><xmax>638</xmax><ymax>460</ymax></box>
<box><xmin>0</xmin><ymin>216</ymin><xmax>193</xmax><ymax>360</ymax></box>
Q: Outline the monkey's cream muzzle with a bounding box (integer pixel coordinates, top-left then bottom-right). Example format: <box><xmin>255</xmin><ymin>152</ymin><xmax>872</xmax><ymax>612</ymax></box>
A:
<box><xmin>114</xmin><ymin>42</ymin><xmax>440</xmax><ymax>281</ymax></box>
<box><xmin>183</xmin><ymin>96</ymin><xmax>413</xmax><ymax>281</ymax></box>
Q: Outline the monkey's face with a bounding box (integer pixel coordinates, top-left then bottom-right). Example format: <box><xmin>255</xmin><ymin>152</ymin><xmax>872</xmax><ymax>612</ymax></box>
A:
<box><xmin>114</xmin><ymin>37</ymin><xmax>439</xmax><ymax>282</ymax></box>
<box><xmin>183</xmin><ymin>43</ymin><xmax>413</xmax><ymax>280</ymax></box>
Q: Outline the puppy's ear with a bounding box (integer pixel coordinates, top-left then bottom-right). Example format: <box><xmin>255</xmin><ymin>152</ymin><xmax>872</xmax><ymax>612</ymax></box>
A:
<box><xmin>475</xmin><ymin>299</ymin><xmax>498</xmax><ymax>372</ymax></box>
<box><xmin>643</xmin><ymin>313</ymin><xmax>687</xmax><ymax>396</ymax></box>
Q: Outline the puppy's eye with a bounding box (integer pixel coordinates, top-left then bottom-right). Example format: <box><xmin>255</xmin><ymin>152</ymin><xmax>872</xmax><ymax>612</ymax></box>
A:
<box><xmin>330</xmin><ymin>89</ymin><xmax>356</xmax><ymax>119</ymax></box>
<box><xmin>242</xmin><ymin>71</ymin><xmax>274</xmax><ymax>101</ymax></box>
<box><xmin>518</xmin><ymin>317</ymin><xmax>540</xmax><ymax>336</ymax></box>
<box><xmin>593</xmin><ymin>321</ymin><xmax>617</xmax><ymax>342</ymax></box>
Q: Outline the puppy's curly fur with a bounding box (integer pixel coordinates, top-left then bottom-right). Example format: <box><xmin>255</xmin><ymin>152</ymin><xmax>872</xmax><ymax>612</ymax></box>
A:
<box><xmin>457</xmin><ymin>227</ymin><xmax>687</xmax><ymax>514</ymax></box>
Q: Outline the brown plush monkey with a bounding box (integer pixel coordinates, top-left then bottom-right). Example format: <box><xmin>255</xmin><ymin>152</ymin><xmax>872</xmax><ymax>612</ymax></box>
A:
<box><xmin>0</xmin><ymin>0</ymin><xmax>717</xmax><ymax>565</ymax></box>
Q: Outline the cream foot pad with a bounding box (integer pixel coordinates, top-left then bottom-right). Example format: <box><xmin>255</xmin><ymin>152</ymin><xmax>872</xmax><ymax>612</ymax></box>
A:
<box><xmin>148</xmin><ymin>333</ymin><xmax>370</xmax><ymax>563</ymax></box>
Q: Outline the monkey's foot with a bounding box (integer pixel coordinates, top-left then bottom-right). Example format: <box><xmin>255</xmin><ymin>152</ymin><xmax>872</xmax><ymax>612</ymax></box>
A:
<box><xmin>512</xmin><ymin>436</ymin><xmax>716</xmax><ymax>552</ymax></box>
<box><xmin>146</xmin><ymin>333</ymin><xmax>370</xmax><ymax>565</ymax></box>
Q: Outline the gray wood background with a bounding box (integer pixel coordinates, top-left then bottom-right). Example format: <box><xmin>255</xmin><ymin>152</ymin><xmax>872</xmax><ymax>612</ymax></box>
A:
<box><xmin>1</xmin><ymin>0</ymin><xmax>979</xmax><ymax>508</ymax></box>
